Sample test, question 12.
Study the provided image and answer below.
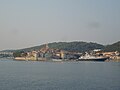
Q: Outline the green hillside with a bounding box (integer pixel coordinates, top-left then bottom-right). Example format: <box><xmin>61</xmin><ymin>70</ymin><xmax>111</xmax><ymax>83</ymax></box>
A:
<box><xmin>15</xmin><ymin>41</ymin><xmax>104</xmax><ymax>52</ymax></box>
<box><xmin>1</xmin><ymin>41</ymin><xmax>120</xmax><ymax>53</ymax></box>
<box><xmin>104</xmin><ymin>41</ymin><xmax>120</xmax><ymax>52</ymax></box>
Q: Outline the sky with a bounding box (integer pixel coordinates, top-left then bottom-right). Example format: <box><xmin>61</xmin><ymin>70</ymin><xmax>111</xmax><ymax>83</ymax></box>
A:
<box><xmin>0</xmin><ymin>0</ymin><xmax>120</xmax><ymax>50</ymax></box>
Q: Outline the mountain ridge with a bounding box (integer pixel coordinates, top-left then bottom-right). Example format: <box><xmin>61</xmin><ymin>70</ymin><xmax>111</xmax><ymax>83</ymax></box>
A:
<box><xmin>104</xmin><ymin>41</ymin><xmax>120</xmax><ymax>52</ymax></box>
<box><xmin>1</xmin><ymin>41</ymin><xmax>120</xmax><ymax>52</ymax></box>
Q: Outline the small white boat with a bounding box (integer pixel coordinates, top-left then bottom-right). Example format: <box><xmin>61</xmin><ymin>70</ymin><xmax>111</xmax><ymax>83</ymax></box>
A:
<box><xmin>52</xmin><ymin>59</ymin><xmax>62</xmax><ymax>62</ymax></box>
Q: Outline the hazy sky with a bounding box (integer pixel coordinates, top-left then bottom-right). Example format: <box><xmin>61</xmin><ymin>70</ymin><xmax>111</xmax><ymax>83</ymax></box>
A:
<box><xmin>0</xmin><ymin>0</ymin><xmax>120</xmax><ymax>50</ymax></box>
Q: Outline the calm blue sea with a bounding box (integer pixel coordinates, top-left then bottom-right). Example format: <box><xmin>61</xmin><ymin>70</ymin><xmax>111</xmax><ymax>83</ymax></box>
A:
<box><xmin>0</xmin><ymin>59</ymin><xmax>120</xmax><ymax>90</ymax></box>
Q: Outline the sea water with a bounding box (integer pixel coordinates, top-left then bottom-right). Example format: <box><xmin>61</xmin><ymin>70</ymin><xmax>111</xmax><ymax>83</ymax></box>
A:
<box><xmin>0</xmin><ymin>59</ymin><xmax>120</xmax><ymax>90</ymax></box>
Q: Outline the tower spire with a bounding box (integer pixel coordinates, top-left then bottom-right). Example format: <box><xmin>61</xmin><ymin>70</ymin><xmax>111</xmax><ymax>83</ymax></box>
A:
<box><xmin>46</xmin><ymin>43</ymin><xmax>49</xmax><ymax>50</ymax></box>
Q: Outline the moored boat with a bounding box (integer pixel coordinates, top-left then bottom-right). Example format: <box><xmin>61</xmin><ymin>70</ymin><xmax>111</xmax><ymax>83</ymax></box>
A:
<box><xmin>52</xmin><ymin>59</ymin><xmax>63</xmax><ymax>62</ymax></box>
<box><xmin>78</xmin><ymin>52</ymin><xmax>109</xmax><ymax>61</ymax></box>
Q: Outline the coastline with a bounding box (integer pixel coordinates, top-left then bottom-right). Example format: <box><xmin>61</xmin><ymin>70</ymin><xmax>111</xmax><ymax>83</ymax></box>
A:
<box><xmin>13</xmin><ymin>57</ymin><xmax>120</xmax><ymax>62</ymax></box>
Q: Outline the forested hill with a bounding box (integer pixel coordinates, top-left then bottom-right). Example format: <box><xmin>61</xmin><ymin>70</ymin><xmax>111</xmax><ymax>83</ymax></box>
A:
<box><xmin>48</xmin><ymin>42</ymin><xmax>104</xmax><ymax>52</ymax></box>
<box><xmin>16</xmin><ymin>41</ymin><xmax>104</xmax><ymax>52</ymax></box>
<box><xmin>1</xmin><ymin>41</ymin><xmax>120</xmax><ymax>53</ymax></box>
<box><xmin>104</xmin><ymin>41</ymin><xmax>120</xmax><ymax>52</ymax></box>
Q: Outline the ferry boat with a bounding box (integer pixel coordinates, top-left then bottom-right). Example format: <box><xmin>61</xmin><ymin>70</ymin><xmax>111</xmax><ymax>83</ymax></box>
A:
<box><xmin>78</xmin><ymin>52</ymin><xmax>108</xmax><ymax>61</ymax></box>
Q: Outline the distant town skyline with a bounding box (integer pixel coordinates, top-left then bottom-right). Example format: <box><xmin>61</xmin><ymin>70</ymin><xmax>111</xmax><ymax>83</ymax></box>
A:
<box><xmin>0</xmin><ymin>0</ymin><xmax>120</xmax><ymax>50</ymax></box>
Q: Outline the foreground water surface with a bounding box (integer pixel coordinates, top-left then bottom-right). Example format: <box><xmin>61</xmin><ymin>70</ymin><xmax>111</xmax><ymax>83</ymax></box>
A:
<box><xmin>0</xmin><ymin>59</ymin><xmax>120</xmax><ymax>90</ymax></box>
